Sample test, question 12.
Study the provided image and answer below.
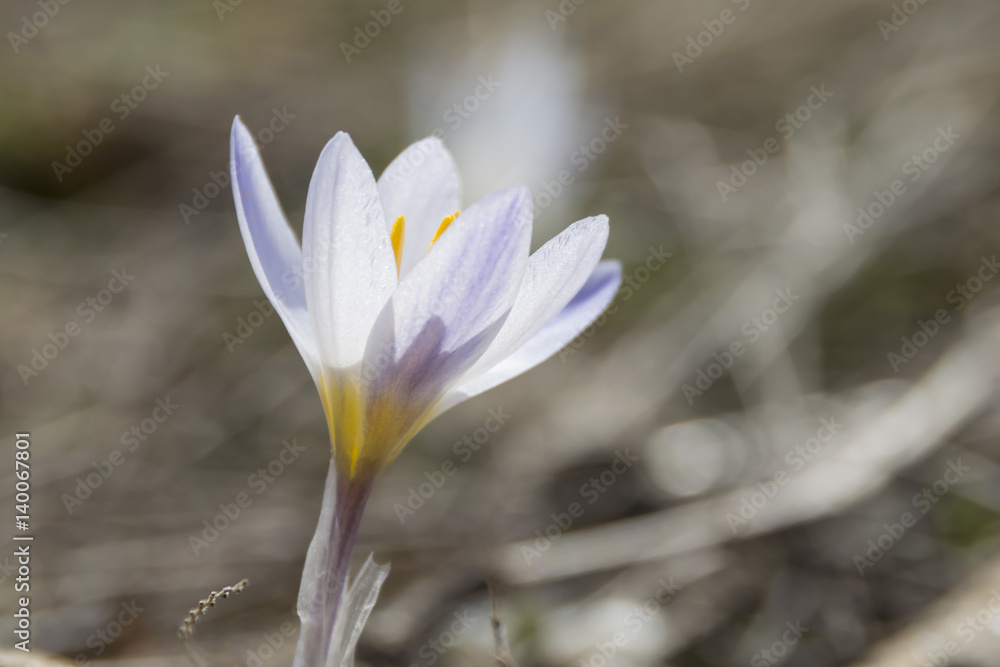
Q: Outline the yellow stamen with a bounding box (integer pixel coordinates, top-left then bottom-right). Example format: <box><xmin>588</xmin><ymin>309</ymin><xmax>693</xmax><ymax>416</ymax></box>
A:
<box><xmin>427</xmin><ymin>210</ymin><xmax>461</xmax><ymax>251</ymax></box>
<box><xmin>390</xmin><ymin>215</ymin><xmax>406</xmax><ymax>274</ymax></box>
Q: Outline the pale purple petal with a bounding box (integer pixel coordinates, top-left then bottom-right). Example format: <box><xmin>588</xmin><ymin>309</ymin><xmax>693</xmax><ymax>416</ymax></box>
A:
<box><xmin>377</xmin><ymin>137</ymin><xmax>462</xmax><ymax>277</ymax></box>
<box><xmin>303</xmin><ymin>132</ymin><xmax>398</xmax><ymax>371</ymax></box>
<box><xmin>434</xmin><ymin>260</ymin><xmax>622</xmax><ymax>416</ymax></box>
<box><xmin>230</xmin><ymin>117</ymin><xmax>319</xmax><ymax>378</ymax></box>
<box><xmin>360</xmin><ymin>186</ymin><xmax>533</xmax><ymax>443</ymax></box>
<box><xmin>463</xmin><ymin>215</ymin><xmax>609</xmax><ymax>378</ymax></box>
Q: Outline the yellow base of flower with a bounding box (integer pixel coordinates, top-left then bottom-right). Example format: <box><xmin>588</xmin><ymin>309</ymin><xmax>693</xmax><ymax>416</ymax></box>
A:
<box><xmin>320</xmin><ymin>372</ymin><xmax>435</xmax><ymax>483</ymax></box>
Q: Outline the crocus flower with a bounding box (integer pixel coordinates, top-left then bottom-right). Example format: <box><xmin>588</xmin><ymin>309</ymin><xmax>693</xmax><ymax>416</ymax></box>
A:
<box><xmin>229</xmin><ymin>116</ymin><xmax>621</xmax><ymax>666</ymax></box>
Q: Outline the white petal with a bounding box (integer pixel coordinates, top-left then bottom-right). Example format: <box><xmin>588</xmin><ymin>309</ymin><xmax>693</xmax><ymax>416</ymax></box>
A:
<box><xmin>463</xmin><ymin>215</ymin><xmax>609</xmax><ymax>378</ymax></box>
<box><xmin>303</xmin><ymin>132</ymin><xmax>398</xmax><ymax>370</ymax></box>
<box><xmin>360</xmin><ymin>186</ymin><xmax>533</xmax><ymax>421</ymax></box>
<box><xmin>230</xmin><ymin>116</ymin><xmax>319</xmax><ymax>379</ymax></box>
<box><xmin>377</xmin><ymin>137</ymin><xmax>462</xmax><ymax>276</ymax></box>
<box><xmin>434</xmin><ymin>260</ymin><xmax>622</xmax><ymax>416</ymax></box>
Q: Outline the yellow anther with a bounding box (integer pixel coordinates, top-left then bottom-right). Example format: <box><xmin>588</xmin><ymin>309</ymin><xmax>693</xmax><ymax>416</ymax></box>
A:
<box><xmin>427</xmin><ymin>210</ymin><xmax>461</xmax><ymax>251</ymax></box>
<box><xmin>390</xmin><ymin>215</ymin><xmax>405</xmax><ymax>274</ymax></box>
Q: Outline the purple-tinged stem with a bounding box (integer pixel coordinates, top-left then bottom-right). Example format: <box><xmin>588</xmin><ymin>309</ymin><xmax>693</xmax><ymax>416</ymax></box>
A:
<box><xmin>293</xmin><ymin>460</ymin><xmax>375</xmax><ymax>667</ymax></box>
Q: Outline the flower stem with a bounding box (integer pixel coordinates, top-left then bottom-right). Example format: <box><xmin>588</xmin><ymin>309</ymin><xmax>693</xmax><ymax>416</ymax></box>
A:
<box><xmin>294</xmin><ymin>460</ymin><xmax>375</xmax><ymax>667</ymax></box>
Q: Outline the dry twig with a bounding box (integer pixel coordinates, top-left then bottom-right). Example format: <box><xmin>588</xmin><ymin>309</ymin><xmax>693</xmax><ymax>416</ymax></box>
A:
<box><xmin>488</xmin><ymin>580</ymin><xmax>519</xmax><ymax>667</ymax></box>
<box><xmin>178</xmin><ymin>578</ymin><xmax>249</xmax><ymax>642</ymax></box>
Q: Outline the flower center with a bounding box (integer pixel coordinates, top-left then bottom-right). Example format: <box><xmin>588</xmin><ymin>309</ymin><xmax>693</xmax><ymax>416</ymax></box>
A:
<box><xmin>389</xmin><ymin>211</ymin><xmax>461</xmax><ymax>275</ymax></box>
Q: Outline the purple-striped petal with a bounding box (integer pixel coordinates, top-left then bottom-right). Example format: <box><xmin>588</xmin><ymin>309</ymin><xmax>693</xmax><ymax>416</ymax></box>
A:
<box><xmin>464</xmin><ymin>215</ymin><xmax>609</xmax><ymax>377</ymax></box>
<box><xmin>359</xmin><ymin>186</ymin><xmax>533</xmax><ymax>451</ymax></box>
<box><xmin>434</xmin><ymin>260</ymin><xmax>622</xmax><ymax>416</ymax></box>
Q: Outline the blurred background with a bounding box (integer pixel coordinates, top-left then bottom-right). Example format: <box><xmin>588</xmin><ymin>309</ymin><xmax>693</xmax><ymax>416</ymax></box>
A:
<box><xmin>3</xmin><ymin>0</ymin><xmax>1000</xmax><ymax>665</ymax></box>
